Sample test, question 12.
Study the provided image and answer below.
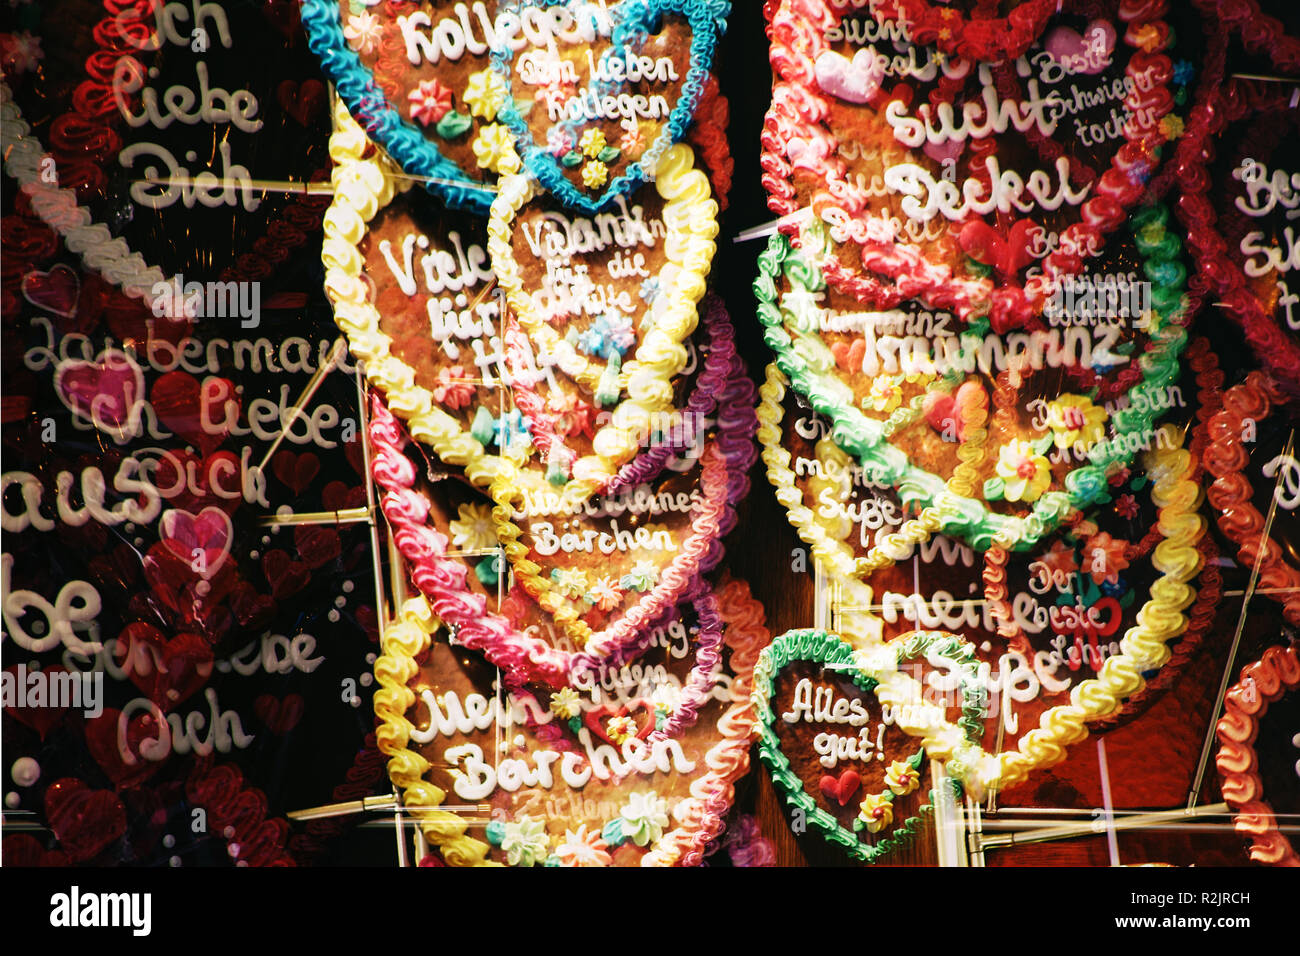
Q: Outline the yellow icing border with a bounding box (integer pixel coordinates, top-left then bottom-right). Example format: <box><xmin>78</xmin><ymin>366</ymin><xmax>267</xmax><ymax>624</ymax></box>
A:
<box><xmin>374</xmin><ymin>596</ymin><xmax>498</xmax><ymax>866</ymax></box>
<box><xmin>321</xmin><ymin>98</ymin><xmax>687</xmax><ymax>497</ymax></box>
<box><xmin>757</xmin><ymin>363</ymin><xmax>1207</xmax><ymax>798</ymax></box>
<box><xmin>373</xmin><ymin>582</ymin><xmax>768</xmax><ymax>867</ymax></box>
<box><xmin>487</xmin><ymin>143</ymin><xmax>719</xmax><ymax>483</ymax></box>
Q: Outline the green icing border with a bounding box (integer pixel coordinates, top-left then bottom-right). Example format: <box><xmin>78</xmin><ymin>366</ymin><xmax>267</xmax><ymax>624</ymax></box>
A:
<box><xmin>751</xmin><ymin>629</ymin><xmax>985</xmax><ymax>864</ymax></box>
<box><xmin>754</xmin><ymin>206</ymin><xmax>1191</xmax><ymax>552</ymax></box>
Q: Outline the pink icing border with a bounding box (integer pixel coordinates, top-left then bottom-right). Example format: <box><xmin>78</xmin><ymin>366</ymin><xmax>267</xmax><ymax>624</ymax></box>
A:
<box><xmin>368</xmin><ymin>359</ymin><xmax>755</xmax><ymax>688</ymax></box>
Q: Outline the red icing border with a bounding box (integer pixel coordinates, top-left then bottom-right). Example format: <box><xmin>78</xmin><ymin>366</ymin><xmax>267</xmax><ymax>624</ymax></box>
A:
<box><xmin>1215</xmin><ymin>644</ymin><xmax>1300</xmax><ymax>867</ymax></box>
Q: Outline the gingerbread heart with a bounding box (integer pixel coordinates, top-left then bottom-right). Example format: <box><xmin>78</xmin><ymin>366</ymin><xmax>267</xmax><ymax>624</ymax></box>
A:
<box><xmin>492</xmin><ymin>0</ymin><xmax>730</xmax><ymax>213</ymax></box>
<box><xmin>487</xmin><ymin>140</ymin><xmax>718</xmax><ymax>487</ymax></box>
<box><xmin>765</xmin><ymin>0</ymin><xmax>1176</xmax><ymax>329</ymax></box>
<box><xmin>754</xmin><ymin>214</ymin><xmax>1190</xmax><ymax>552</ymax></box>
<box><xmin>373</xmin><ymin>575</ymin><xmax>768</xmax><ymax>866</ymax></box>
<box><xmin>752</xmin><ymin>628</ymin><xmax>986</xmax><ymax>863</ymax></box>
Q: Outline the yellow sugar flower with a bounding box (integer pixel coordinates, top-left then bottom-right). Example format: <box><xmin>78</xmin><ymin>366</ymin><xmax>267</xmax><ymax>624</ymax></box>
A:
<box><xmin>1046</xmin><ymin>394</ymin><xmax>1107</xmax><ymax>451</ymax></box>
<box><xmin>866</xmin><ymin>374</ymin><xmax>904</xmax><ymax>414</ymax></box>
<box><xmin>996</xmin><ymin>438</ymin><xmax>1052</xmax><ymax>502</ymax></box>
<box><xmin>549</xmin><ymin>687</ymin><xmax>581</xmax><ymax>720</ymax></box>
<box><xmin>472</xmin><ymin>123</ymin><xmax>520</xmax><ymax>174</ymax></box>
<box><xmin>579</xmin><ymin>127</ymin><xmax>607</xmax><ymax>158</ymax></box>
<box><xmin>448</xmin><ymin>503</ymin><xmax>496</xmax><ymax>552</ymax></box>
<box><xmin>581</xmin><ymin>160</ymin><xmax>608</xmax><ymax>189</ymax></box>
<box><xmin>463</xmin><ymin>67</ymin><xmax>507</xmax><ymax>121</ymax></box>
<box><xmin>884</xmin><ymin>759</ymin><xmax>920</xmax><ymax>796</ymax></box>
<box><xmin>858</xmin><ymin>792</ymin><xmax>894</xmax><ymax>833</ymax></box>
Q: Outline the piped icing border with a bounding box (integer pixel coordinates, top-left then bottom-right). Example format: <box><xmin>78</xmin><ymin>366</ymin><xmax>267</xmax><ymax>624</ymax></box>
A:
<box><xmin>753</xmin><ymin>204</ymin><xmax>1191</xmax><ymax>552</ymax></box>
<box><xmin>487</xmin><ymin>141</ymin><xmax>719</xmax><ymax>488</ymax></box>
<box><xmin>752</xmin><ymin>417</ymin><xmax>1202</xmax><ymax>798</ymax></box>
<box><xmin>866</xmin><ymin>0</ymin><xmax>1062</xmax><ymax>62</ymax></box>
<box><xmin>487</xmin><ymin>351</ymin><xmax>758</xmax><ymax>647</ymax></box>
<box><xmin>368</xmin><ymin>388</ymin><xmax>742</xmax><ymax>702</ymax></box>
<box><xmin>301</xmin><ymin>0</ymin><xmax>498</xmax><ymax>214</ymax></box>
<box><xmin>751</xmin><ymin>627</ymin><xmax>985</xmax><ymax>863</ymax></box>
<box><xmin>321</xmin><ymin>96</ymin><xmax>697</xmax><ymax>498</ymax></box>
<box><xmin>1174</xmin><ymin>80</ymin><xmax>1300</xmax><ymax>402</ymax></box>
<box><xmin>1215</xmin><ymin>644</ymin><xmax>1300</xmax><ymax>868</ymax></box>
<box><xmin>1201</xmin><ymin>371</ymin><xmax>1300</xmax><ymax>629</ymax></box>
<box><xmin>764</xmin><ymin>0</ymin><xmax>1174</xmax><ymax>328</ymax></box>
<box><xmin>488</xmin><ymin>0</ymin><xmax>731</xmax><ymax>214</ymax></box>
<box><xmin>0</xmin><ymin>81</ymin><xmax>165</xmax><ymax>305</ymax></box>
<box><xmin>372</xmin><ymin>576</ymin><xmax>769</xmax><ymax>866</ymax></box>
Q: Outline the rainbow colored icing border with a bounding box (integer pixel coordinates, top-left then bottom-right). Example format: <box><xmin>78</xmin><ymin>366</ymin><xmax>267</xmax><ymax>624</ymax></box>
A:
<box><xmin>486</xmin><ymin>351</ymin><xmax>758</xmax><ymax>647</ymax></box>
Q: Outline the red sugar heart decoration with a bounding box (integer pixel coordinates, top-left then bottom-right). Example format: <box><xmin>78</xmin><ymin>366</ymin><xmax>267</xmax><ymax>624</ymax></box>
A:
<box><xmin>262</xmin><ymin>549</ymin><xmax>310</xmax><ymax>600</ymax></box>
<box><xmin>158</xmin><ymin>506</ymin><xmax>234</xmax><ymax>579</ymax></box>
<box><xmin>819</xmin><ymin>768</ymin><xmax>862</xmax><ymax>807</ymax></box>
<box><xmin>254</xmin><ymin>693</ymin><xmax>304</xmax><ymax>735</ymax></box>
<box><xmin>3</xmin><ymin>665</ymin><xmax>71</xmax><ymax>739</ymax></box>
<box><xmin>958</xmin><ymin>219</ymin><xmax>1038</xmax><ymax>277</ymax></box>
<box><xmin>118</xmin><ymin>622</ymin><xmax>213</xmax><ymax>711</ymax></box>
<box><xmin>272</xmin><ymin>449</ymin><xmax>320</xmax><ymax>495</ymax></box>
<box><xmin>44</xmin><ymin>778</ymin><xmax>127</xmax><ymax>862</ymax></box>
<box><xmin>21</xmin><ymin>264</ymin><xmax>80</xmax><ymax>317</ymax></box>
<box><xmin>151</xmin><ymin>371</ymin><xmax>237</xmax><ymax>456</ymax></box>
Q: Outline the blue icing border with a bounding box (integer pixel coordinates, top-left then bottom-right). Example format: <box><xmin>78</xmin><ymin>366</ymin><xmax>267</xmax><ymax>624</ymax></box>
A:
<box><xmin>491</xmin><ymin>0</ymin><xmax>730</xmax><ymax>214</ymax></box>
<box><xmin>301</xmin><ymin>0</ymin><xmax>498</xmax><ymax>215</ymax></box>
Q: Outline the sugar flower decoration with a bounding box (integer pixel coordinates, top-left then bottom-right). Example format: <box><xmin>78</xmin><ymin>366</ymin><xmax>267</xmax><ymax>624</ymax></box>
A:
<box><xmin>549</xmin><ymin>687</ymin><xmax>581</xmax><ymax>720</ymax></box>
<box><xmin>866</xmin><ymin>375</ymin><xmax>904</xmax><ymax>414</ymax></box>
<box><xmin>1114</xmin><ymin>493</ymin><xmax>1139</xmax><ymax>519</ymax></box>
<box><xmin>500</xmin><ymin>817</ymin><xmax>549</xmax><ymax>867</ymax></box>
<box><xmin>620</xmin><ymin>560</ymin><xmax>658</xmax><ymax>592</ymax></box>
<box><xmin>1046</xmin><ymin>394</ymin><xmax>1107</xmax><ymax>451</ymax></box>
<box><xmin>551</xmin><ymin>567</ymin><xmax>590</xmax><ymax>599</ymax></box>
<box><xmin>409</xmin><ymin>79</ymin><xmax>454</xmax><ymax>126</ymax></box>
<box><xmin>463</xmin><ymin>67</ymin><xmax>508</xmax><ymax>121</ymax></box>
<box><xmin>582</xmin><ymin>160</ymin><xmax>609</xmax><ymax>189</ymax></box>
<box><xmin>546</xmin><ymin>390</ymin><xmax>596</xmax><ymax>439</ymax></box>
<box><xmin>585</xmin><ymin>576</ymin><xmax>623</xmax><ymax>612</ymax></box>
<box><xmin>996</xmin><ymin>439</ymin><xmax>1051</xmax><ymax>502</ymax></box>
<box><xmin>619</xmin><ymin>120</ymin><xmax>646</xmax><ymax>158</ymax></box>
<box><xmin>579</xmin><ymin>128</ymin><xmax>607</xmax><ymax>158</ymax></box>
<box><xmin>619</xmin><ymin>791</ymin><xmax>669</xmax><ymax>846</ymax></box>
<box><xmin>1159</xmin><ymin>114</ymin><xmax>1184</xmax><ymax>142</ymax></box>
<box><xmin>884</xmin><ymin>760</ymin><xmax>920</xmax><ymax>797</ymax></box>
<box><xmin>494</xmin><ymin>408</ymin><xmax>532</xmax><ymax>453</ymax></box>
<box><xmin>546</xmin><ymin>126</ymin><xmax>575</xmax><ymax>157</ymax></box>
<box><xmin>638</xmin><ymin>276</ymin><xmax>661</xmax><ymax>304</ymax></box>
<box><xmin>449</xmin><ymin>503</ymin><xmax>496</xmax><ymax>552</ymax></box>
<box><xmin>432</xmin><ymin>365</ymin><xmax>475</xmax><ymax>409</ymax></box>
<box><xmin>651</xmin><ymin>683</ymin><xmax>680</xmax><ymax>719</ymax></box>
<box><xmin>472</xmin><ymin>123</ymin><xmax>520</xmax><ymax>174</ymax></box>
<box><xmin>1084</xmin><ymin>531</ymin><xmax>1129</xmax><ymax>585</ymax></box>
<box><xmin>555</xmin><ymin>825</ymin><xmax>611</xmax><ymax>867</ymax></box>
<box><xmin>1038</xmin><ymin>539</ymin><xmax>1078</xmax><ymax>578</ymax></box>
<box><xmin>605</xmin><ymin>714</ymin><xmax>637</xmax><ymax>744</ymax></box>
<box><xmin>343</xmin><ymin>12</ymin><xmax>382</xmax><ymax>54</ymax></box>
<box><xmin>578</xmin><ymin>313</ymin><xmax>635</xmax><ymax>361</ymax></box>
<box><xmin>858</xmin><ymin>792</ymin><xmax>894</xmax><ymax>833</ymax></box>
